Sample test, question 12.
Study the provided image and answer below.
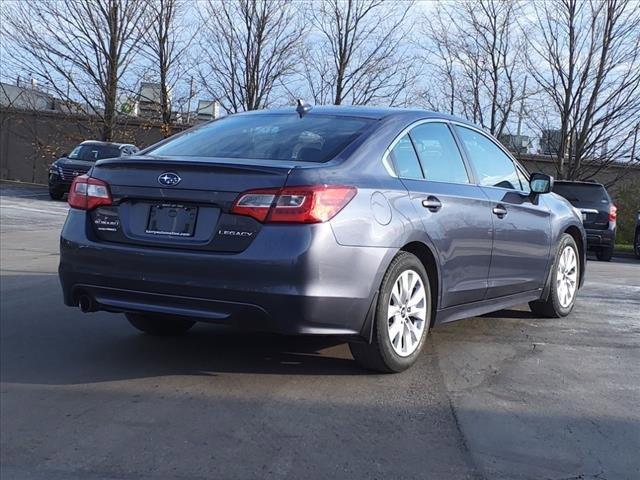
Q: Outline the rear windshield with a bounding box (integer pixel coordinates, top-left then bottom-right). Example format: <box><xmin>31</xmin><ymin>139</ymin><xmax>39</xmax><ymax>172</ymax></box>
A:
<box><xmin>148</xmin><ymin>114</ymin><xmax>374</xmax><ymax>163</ymax></box>
<box><xmin>68</xmin><ymin>144</ymin><xmax>121</xmax><ymax>161</ymax></box>
<box><xmin>553</xmin><ymin>183</ymin><xmax>609</xmax><ymax>203</ymax></box>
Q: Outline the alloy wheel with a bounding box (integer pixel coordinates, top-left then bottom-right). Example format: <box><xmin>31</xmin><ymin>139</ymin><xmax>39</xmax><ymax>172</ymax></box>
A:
<box><xmin>387</xmin><ymin>269</ymin><xmax>427</xmax><ymax>357</ymax></box>
<box><xmin>556</xmin><ymin>245</ymin><xmax>578</xmax><ymax>308</ymax></box>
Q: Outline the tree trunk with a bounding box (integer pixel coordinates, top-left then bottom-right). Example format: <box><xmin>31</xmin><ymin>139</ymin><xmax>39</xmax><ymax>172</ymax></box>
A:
<box><xmin>102</xmin><ymin>1</ymin><xmax>120</xmax><ymax>142</ymax></box>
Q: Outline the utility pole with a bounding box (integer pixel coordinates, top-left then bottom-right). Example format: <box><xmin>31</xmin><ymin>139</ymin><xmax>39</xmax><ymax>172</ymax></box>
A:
<box><xmin>185</xmin><ymin>76</ymin><xmax>194</xmax><ymax>125</ymax></box>
<box><xmin>631</xmin><ymin>123</ymin><xmax>639</xmax><ymax>164</ymax></box>
<box><xmin>516</xmin><ymin>76</ymin><xmax>527</xmax><ymax>137</ymax></box>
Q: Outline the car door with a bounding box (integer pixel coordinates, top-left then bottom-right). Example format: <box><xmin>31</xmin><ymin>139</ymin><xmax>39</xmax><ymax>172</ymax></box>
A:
<box><xmin>454</xmin><ymin>125</ymin><xmax>552</xmax><ymax>298</ymax></box>
<box><xmin>387</xmin><ymin>121</ymin><xmax>493</xmax><ymax>308</ymax></box>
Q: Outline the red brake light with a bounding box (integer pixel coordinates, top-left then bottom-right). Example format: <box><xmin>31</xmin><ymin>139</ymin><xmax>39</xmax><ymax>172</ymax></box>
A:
<box><xmin>68</xmin><ymin>175</ymin><xmax>112</xmax><ymax>210</ymax></box>
<box><xmin>609</xmin><ymin>204</ymin><xmax>617</xmax><ymax>222</ymax></box>
<box><xmin>231</xmin><ymin>185</ymin><xmax>356</xmax><ymax>224</ymax></box>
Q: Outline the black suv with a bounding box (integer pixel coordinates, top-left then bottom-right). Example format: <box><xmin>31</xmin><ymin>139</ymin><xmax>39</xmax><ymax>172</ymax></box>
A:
<box><xmin>552</xmin><ymin>181</ymin><xmax>616</xmax><ymax>261</ymax></box>
<box><xmin>49</xmin><ymin>141</ymin><xmax>138</xmax><ymax>199</ymax></box>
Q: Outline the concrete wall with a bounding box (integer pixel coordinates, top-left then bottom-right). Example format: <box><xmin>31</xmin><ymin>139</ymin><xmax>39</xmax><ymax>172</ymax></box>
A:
<box><xmin>0</xmin><ymin>107</ymin><xmax>187</xmax><ymax>184</ymax></box>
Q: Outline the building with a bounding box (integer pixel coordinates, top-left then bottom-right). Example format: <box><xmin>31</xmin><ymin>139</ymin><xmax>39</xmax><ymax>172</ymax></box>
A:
<box><xmin>196</xmin><ymin>100</ymin><xmax>221</xmax><ymax>122</ymax></box>
<box><xmin>540</xmin><ymin>129</ymin><xmax>562</xmax><ymax>156</ymax></box>
<box><xmin>498</xmin><ymin>134</ymin><xmax>531</xmax><ymax>155</ymax></box>
<box><xmin>0</xmin><ymin>81</ymin><xmax>82</xmax><ymax>113</ymax></box>
<box><xmin>136</xmin><ymin>82</ymin><xmax>167</xmax><ymax>119</ymax></box>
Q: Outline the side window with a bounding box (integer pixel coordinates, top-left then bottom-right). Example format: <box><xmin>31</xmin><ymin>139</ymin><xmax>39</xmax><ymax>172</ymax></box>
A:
<box><xmin>455</xmin><ymin>126</ymin><xmax>521</xmax><ymax>190</ymax></box>
<box><xmin>409</xmin><ymin>123</ymin><xmax>469</xmax><ymax>184</ymax></box>
<box><xmin>389</xmin><ymin>134</ymin><xmax>423</xmax><ymax>179</ymax></box>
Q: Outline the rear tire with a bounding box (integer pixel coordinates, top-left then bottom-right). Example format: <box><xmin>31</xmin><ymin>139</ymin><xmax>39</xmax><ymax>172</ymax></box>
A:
<box><xmin>49</xmin><ymin>189</ymin><xmax>64</xmax><ymax>200</ymax></box>
<box><xmin>596</xmin><ymin>246</ymin><xmax>613</xmax><ymax>262</ymax></box>
<box><xmin>349</xmin><ymin>251</ymin><xmax>432</xmax><ymax>373</ymax></box>
<box><xmin>126</xmin><ymin>313</ymin><xmax>195</xmax><ymax>336</ymax></box>
<box><xmin>529</xmin><ymin>233</ymin><xmax>580</xmax><ymax>318</ymax></box>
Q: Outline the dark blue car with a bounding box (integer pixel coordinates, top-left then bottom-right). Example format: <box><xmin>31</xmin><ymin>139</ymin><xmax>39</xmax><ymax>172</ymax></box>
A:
<box><xmin>59</xmin><ymin>106</ymin><xmax>586</xmax><ymax>372</ymax></box>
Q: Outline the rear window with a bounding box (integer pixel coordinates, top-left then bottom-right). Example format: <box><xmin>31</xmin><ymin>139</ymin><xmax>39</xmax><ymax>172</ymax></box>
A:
<box><xmin>68</xmin><ymin>144</ymin><xmax>122</xmax><ymax>161</ymax></box>
<box><xmin>148</xmin><ymin>114</ymin><xmax>374</xmax><ymax>163</ymax></box>
<box><xmin>553</xmin><ymin>183</ymin><xmax>609</xmax><ymax>204</ymax></box>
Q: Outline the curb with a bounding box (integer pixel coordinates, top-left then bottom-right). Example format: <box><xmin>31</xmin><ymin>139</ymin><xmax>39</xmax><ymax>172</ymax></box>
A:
<box><xmin>1</xmin><ymin>179</ymin><xmax>48</xmax><ymax>188</ymax></box>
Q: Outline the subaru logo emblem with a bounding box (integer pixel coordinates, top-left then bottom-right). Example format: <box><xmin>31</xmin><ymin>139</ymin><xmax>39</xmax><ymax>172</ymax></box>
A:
<box><xmin>158</xmin><ymin>172</ymin><xmax>181</xmax><ymax>186</ymax></box>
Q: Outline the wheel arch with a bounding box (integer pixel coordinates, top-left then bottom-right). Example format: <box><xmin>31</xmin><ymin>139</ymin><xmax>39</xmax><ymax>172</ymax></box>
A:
<box><xmin>564</xmin><ymin>225</ymin><xmax>585</xmax><ymax>287</ymax></box>
<box><xmin>400</xmin><ymin>241</ymin><xmax>440</xmax><ymax>326</ymax></box>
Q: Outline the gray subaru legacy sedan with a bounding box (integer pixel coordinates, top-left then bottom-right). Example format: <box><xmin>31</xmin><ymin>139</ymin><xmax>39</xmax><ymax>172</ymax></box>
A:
<box><xmin>59</xmin><ymin>106</ymin><xmax>586</xmax><ymax>372</ymax></box>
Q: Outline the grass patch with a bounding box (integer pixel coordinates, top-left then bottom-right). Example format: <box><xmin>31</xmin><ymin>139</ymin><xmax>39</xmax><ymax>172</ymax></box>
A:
<box><xmin>615</xmin><ymin>244</ymin><xmax>634</xmax><ymax>253</ymax></box>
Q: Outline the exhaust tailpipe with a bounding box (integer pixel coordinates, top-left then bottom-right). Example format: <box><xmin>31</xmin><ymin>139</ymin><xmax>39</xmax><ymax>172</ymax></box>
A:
<box><xmin>78</xmin><ymin>294</ymin><xmax>97</xmax><ymax>313</ymax></box>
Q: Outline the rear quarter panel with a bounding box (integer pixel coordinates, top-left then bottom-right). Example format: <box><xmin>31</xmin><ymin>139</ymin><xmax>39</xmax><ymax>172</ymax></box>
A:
<box><xmin>285</xmin><ymin>113</ymin><xmax>444</xmax><ymax>306</ymax></box>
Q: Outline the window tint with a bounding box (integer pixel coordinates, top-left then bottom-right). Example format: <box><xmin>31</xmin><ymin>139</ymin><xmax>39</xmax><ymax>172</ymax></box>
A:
<box><xmin>552</xmin><ymin>183</ymin><xmax>609</xmax><ymax>204</ymax></box>
<box><xmin>409</xmin><ymin>123</ymin><xmax>469</xmax><ymax>184</ymax></box>
<box><xmin>68</xmin><ymin>144</ymin><xmax>122</xmax><ymax>161</ymax></box>
<box><xmin>455</xmin><ymin>126</ymin><xmax>521</xmax><ymax>190</ymax></box>
<box><xmin>389</xmin><ymin>134</ymin><xmax>423</xmax><ymax>179</ymax></box>
<box><xmin>149</xmin><ymin>114</ymin><xmax>373</xmax><ymax>163</ymax></box>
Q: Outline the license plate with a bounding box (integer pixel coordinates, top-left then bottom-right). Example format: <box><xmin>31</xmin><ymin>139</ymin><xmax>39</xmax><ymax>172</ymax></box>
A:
<box><xmin>146</xmin><ymin>204</ymin><xmax>197</xmax><ymax>237</ymax></box>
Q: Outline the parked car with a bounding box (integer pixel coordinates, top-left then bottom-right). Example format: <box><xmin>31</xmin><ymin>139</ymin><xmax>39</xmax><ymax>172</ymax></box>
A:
<box><xmin>635</xmin><ymin>210</ymin><xmax>640</xmax><ymax>259</ymax></box>
<box><xmin>551</xmin><ymin>181</ymin><xmax>616</xmax><ymax>261</ymax></box>
<box><xmin>58</xmin><ymin>106</ymin><xmax>586</xmax><ymax>373</ymax></box>
<box><xmin>48</xmin><ymin>140</ymin><xmax>139</xmax><ymax>199</ymax></box>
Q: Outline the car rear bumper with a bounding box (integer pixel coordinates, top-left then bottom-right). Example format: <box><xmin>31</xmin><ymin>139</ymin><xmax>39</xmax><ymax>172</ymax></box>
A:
<box><xmin>585</xmin><ymin>227</ymin><xmax>615</xmax><ymax>249</ymax></box>
<box><xmin>59</xmin><ymin>209</ymin><xmax>393</xmax><ymax>338</ymax></box>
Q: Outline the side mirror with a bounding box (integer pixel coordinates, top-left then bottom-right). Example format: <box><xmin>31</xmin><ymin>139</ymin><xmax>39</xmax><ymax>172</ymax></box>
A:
<box><xmin>60</xmin><ymin>152</ymin><xmax>69</xmax><ymax>158</ymax></box>
<box><xmin>530</xmin><ymin>172</ymin><xmax>554</xmax><ymax>194</ymax></box>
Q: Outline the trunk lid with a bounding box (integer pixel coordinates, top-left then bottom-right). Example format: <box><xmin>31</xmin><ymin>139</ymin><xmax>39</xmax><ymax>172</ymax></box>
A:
<box><xmin>575</xmin><ymin>202</ymin><xmax>610</xmax><ymax>230</ymax></box>
<box><xmin>87</xmin><ymin>156</ymin><xmax>294</xmax><ymax>252</ymax></box>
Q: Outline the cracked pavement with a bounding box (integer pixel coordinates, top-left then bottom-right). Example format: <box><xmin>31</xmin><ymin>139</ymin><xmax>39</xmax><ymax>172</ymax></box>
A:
<box><xmin>1</xmin><ymin>181</ymin><xmax>639</xmax><ymax>480</ymax></box>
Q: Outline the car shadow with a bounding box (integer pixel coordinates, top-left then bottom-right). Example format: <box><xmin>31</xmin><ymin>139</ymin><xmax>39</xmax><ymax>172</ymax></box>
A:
<box><xmin>479</xmin><ymin>308</ymin><xmax>537</xmax><ymax>319</ymax></box>
<box><xmin>1</xmin><ymin>273</ymin><xmax>559</xmax><ymax>385</ymax></box>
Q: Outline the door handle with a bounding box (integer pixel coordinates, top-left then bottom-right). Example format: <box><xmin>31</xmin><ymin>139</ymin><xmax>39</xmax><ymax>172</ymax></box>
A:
<box><xmin>422</xmin><ymin>196</ymin><xmax>442</xmax><ymax>212</ymax></box>
<box><xmin>492</xmin><ymin>204</ymin><xmax>507</xmax><ymax>218</ymax></box>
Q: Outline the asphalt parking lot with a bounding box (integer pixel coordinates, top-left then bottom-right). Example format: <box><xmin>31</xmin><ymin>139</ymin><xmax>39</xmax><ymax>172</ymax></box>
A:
<box><xmin>1</xmin><ymin>181</ymin><xmax>639</xmax><ymax>480</ymax></box>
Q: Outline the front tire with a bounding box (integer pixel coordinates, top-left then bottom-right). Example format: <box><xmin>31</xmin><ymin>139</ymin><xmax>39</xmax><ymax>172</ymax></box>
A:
<box><xmin>49</xmin><ymin>188</ymin><xmax>64</xmax><ymax>200</ymax></box>
<box><xmin>126</xmin><ymin>313</ymin><xmax>195</xmax><ymax>336</ymax></box>
<box><xmin>349</xmin><ymin>251</ymin><xmax>432</xmax><ymax>373</ymax></box>
<box><xmin>635</xmin><ymin>232</ymin><xmax>640</xmax><ymax>259</ymax></box>
<box><xmin>529</xmin><ymin>233</ymin><xmax>580</xmax><ymax>318</ymax></box>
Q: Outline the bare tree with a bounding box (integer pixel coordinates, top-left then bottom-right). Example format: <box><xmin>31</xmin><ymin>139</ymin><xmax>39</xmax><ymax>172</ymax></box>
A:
<box><xmin>301</xmin><ymin>0</ymin><xmax>416</xmax><ymax>106</ymax></box>
<box><xmin>420</xmin><ymin>0</ymin><xmax>527</xmax><ymax>137</ymax></box>
<box><xmin>4</xmin><ymin>0</ymin><xmax>149</xmax><ymax>141</ymax></box>
<box><xmin>196</xmin><ymin>0</ymin><xmax>304</xmax><ymax>113</ymax></box>
<box><xmin>140</xmin><ymin>0</ymin><xmax>193</xmax><ymax>136</ymax></box>
<box><xmin>528</xmin><ymin>0</ymin><xmax>640</xmax><ymax>180</ymax></box>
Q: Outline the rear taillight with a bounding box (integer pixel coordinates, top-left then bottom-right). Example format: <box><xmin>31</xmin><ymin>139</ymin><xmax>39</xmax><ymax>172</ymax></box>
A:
<box><xmin>231</xmin><ymin>185</ymin><xmax>356</xmax><ymax>224</ymax></box>
<box><xmin>609</xmin><ymin>204</ymin><xmax>617</xmax><ymax>223</ymax></box>
<box><xmin>67</xmin><ymin>175</ymin><xmax>112</xmax><ymax>210</ymax></box>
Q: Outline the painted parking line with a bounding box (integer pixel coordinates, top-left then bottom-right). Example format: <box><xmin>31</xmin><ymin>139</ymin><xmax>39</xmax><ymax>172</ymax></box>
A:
<box><xmin>0</xmin><ymin>192</ymin><xmax>51</xmax><ymax>198</ymax></box>
<box><xmin>0</xmin><ymin>205</ymin><xmax>68</xmax><ymax>215</ymax></box>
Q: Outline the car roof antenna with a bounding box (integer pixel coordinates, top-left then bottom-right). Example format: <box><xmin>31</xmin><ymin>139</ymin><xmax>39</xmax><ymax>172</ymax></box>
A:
<box><xmin>296</xmin><ymin>99</ymin><xmax>312</xmax><ymax>118</ymax></box>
